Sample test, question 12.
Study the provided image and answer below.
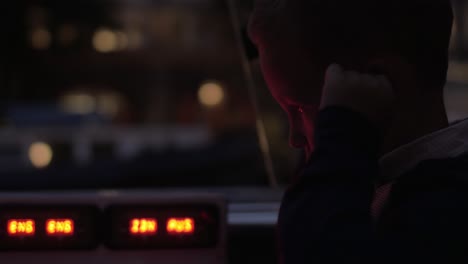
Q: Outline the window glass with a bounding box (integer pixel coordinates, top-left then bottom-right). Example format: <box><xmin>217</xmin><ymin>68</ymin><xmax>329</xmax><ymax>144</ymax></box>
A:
<box><xmin>0</xmin><ymin>0</ymin><xmax>276</xmax><ymax>190</ymax></box>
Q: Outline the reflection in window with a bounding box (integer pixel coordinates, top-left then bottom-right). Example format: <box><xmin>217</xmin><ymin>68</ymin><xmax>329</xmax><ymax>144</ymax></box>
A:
<box><xmin>1</xmin><ymin>0</ymin><xmax>270</xmax><ymax>189</ymax></box>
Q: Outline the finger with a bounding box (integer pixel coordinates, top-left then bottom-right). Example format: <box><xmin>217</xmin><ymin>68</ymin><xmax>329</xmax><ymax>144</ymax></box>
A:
<box><xmin>327</xmin><ymin>63</ymin><xmax>343</xmax><ymax>75</ymax></box>
<box><xmin>360</xmin><ymin>74</ymin><xmax>379</xmax><ymax>87</ymax></box>
<box><xmin>324</xmin><ymin>64</ymin><xmax>344</xmax><ymax>85</ymax></box>
<box><xmin>342</xmin><ymin>70</ymin><xmax>361</xmax><ymax>86</ymax></box>
<box><xmin>375</xmin><ymin>75</ymin><xmax>392</xmax><ymax>90</ymax></box>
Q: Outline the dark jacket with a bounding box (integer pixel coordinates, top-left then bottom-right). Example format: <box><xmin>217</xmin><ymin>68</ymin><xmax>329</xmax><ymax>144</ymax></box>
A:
<box><xmin>278</xmin><ymin>107</ymin><xmax>468</xmax><ymax>264</ymax></box>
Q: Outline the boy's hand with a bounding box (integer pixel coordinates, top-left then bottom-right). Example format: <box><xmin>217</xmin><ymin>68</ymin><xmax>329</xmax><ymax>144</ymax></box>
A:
<box><xmin>320</xmin><ymin>64</ymin><xmax>395</xmax><ymax>127</ymax></box>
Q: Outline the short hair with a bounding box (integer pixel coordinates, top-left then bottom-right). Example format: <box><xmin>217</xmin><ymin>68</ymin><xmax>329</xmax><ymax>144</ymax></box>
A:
<box><xmin>260</xmin><ymin>0</ymin><xmax>454</xmax><ymax>89</ymax></box>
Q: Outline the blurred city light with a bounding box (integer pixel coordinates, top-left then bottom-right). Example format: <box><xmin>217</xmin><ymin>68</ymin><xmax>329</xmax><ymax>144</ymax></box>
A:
<box><xmin>93</xmin><ymin>28</ymin><xmax>131</xmax><ymax>53</ymax></box>
<box><xmin>57</xmin><ymin>24</ymin><xmax>78</xmax><ymax>47</ymax></box>
<box><xmin>30</xmin><ymin>27</ymin><xmax>51</xmax><ymax>50</ymax></box>
<box><xmin>28</xmin><ymin>142</ymin><xmax>53</xmax><ymax>169</ymax></box>
<box><xmin>96</xmin><ymin>93</ymin><xmax>121</xmax><ymax>117</ymax></box>
<box><xmin>116</xmin><ymin>31</ymin><xmax>129</xmax><ymax>51</ymax></box>
<box><xmin>60</xmin><ymin>93</ymin><xmax>97</xmax><ymax>114</ymax></box>
<box><xmin>198</xmin><ymin>82</ymin><xmax>225</xmax><ymax>107</ymax></box>
<box><xmin>26</xmin><ymin>6</ymin><xmax>49</xmax><ymax>27</ymax></box>
<box><xmin>127</xmin><ymin>29</ymin><xmax>144</xmax><ymax>50</ymax></box>
<box><xmin>93</xmin><ymin>28</ymin><xmax>119</xmax><ymax>53</ymax></box>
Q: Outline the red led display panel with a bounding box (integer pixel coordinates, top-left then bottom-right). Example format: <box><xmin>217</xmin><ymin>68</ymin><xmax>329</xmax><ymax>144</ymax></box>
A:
<box><xmin>0</xmin><ymin>205</ymin><xmax>99</xmax><ymax>251</ymax></box>
<box><xmin>166</xmin><ymin>218</ymin><xmax>195</xmax><ymax>235</ymax></box>
<box><xmin>46</xmin><ymin>219</ymin><xmax>74</xmax><ymax>236</ymax></box>
<box><xmin>7</xmin><ymin>219</ymin><xmax>35</xmax><ymax>236</ymax></box>
<box><xmin>106</xmin><ymin>205</ymin><xmax>220</xmax><ymax>249</ymax></box>
<box><xmin>129</xmin><ymin>218</ymin><xmax>158</xmax><ymax>235</ymax></box>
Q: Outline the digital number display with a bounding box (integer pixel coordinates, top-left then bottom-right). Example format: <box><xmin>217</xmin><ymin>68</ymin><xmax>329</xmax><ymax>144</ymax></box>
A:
<box><xmin>0</xmin><ymin>205</ymin><xmax>99</xmax><ymax>251</ymax></box>
<box><xmin>46</xmin><ymin>219</ymin><xmax>74</xmax><ymax>236</ymax></box>
<box><xmin>7</xmin><ymin>219</ymin><xmax>35</xmax><ymax>236</ymax></box>
<box><xmin>167</xmin><ymin>218</ymin><xmax>195</xmax><ymax>234</ymax></box>
<box><xmin>130</xmin><ymin>218</ymin><xmax>158</xmax><ymax>235</ymax></box>
<box><xmin>106</xmin><ymin>205</ymin><xmax>220</xmax><ymax>249</ymax></box>
<box><xmin>0</xmin><ymin>204</ymin><xmax>221</xmax><ymax>250</ymax></box>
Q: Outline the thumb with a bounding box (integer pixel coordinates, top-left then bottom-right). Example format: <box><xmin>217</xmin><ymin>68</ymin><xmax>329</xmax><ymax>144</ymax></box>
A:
<box><xmin>324</xmin><ymin>64</ymin><xmax>344</xmax><ymax>87</ymax></box>
<box><xmin>321</xmin><ymin>64</ymin><xmax>346</xmax><ymax>109</ymax></box>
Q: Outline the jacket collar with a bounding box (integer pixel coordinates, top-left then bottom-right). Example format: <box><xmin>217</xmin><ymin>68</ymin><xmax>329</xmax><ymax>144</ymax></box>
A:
<box><xmin>379</xmin><ymin>118</ymin><xmax>468</xmax><ymax>183</ymax></box>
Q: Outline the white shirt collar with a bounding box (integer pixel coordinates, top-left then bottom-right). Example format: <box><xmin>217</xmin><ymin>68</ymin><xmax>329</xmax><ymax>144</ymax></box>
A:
<box><xmin>379</xmin><ymin>118</ymin><xmax>468</xmax><ymax>183</ymax></box>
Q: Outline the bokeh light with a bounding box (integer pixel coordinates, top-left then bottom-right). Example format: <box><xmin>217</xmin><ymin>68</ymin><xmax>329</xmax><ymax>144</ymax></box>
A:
<box><xmin>28</xmin><ymin>142</ymin><xmax>53</xmax><ymax>169</ymax></box>
<box><xmin>30</xmin><ymin>28</ymin><xmax>51</xmax><ymax>50</ymax></box>
<box><xmin>198</xmin><ymin>82</ymin><xmax>225</xmax><ymax>108</ymax></box>
<box><xmin>57</xmin><ymin>24</ymin><xmax>78</xmax><ymax>46</ymax></box>
<box><xmin>116</xmin><ymin>31</ymin><xmax>129</xmax><ymax>50</ymax></box>
<box><xmin>127</xmin><ymin>29</ymin><xmax>144</xmax><ymax>50</ymax></box>
<box><xmin>96</xmin><ymin>93</ymin><xmax>121</xmax><ymax>117</ymax></box>
<box><xmin>60</xmin><ymin>93</ymin><xmax>97</xmax><ymax>115</ymax></box>
<box><xmin>93</xmin><ymin>28</ymin><xmax>118</xmax><ymax>53</ymax></box>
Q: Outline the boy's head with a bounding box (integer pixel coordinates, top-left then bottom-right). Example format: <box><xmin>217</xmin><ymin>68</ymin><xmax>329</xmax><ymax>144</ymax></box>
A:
<box><xmin>248</xmin><ymin>0</ymin><xmax>453</xmax><ymax>158</ymax></box>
